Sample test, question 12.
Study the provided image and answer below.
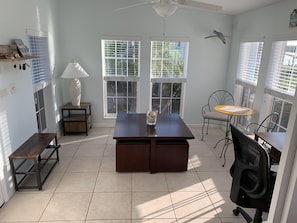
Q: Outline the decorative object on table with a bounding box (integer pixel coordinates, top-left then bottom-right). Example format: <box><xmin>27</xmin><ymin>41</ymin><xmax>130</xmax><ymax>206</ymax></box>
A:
<box><xmin>61</xmin><ymin>60</ymin><xmax>89</xmax><ymax>106</ymax></box>
<box><xmin>289</xmin><ymin>9</ymin><xmax>297</xmax><ymax>27</ymax></box>
<box><xmin>204</xmin><ymin>30</ymin><xmax>229</xmax><ymax>44</ymax></box>
<box><xmin>0</xmin><ymin>45</ymin><xmax>21</xmax><ymax>60</ymax></box>
<box><xmin>14</xmin><ymin>39</ymin><xmax>31</xmax><ymax>57</ymax></box>
<box><xmin>146</xmin><ymin>110</ymin><xmax>158</xmax><ymax>126</ymax></box>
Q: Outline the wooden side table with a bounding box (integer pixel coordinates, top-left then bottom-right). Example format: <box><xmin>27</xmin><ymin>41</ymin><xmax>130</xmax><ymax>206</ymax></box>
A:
<box><xmin>61</xmin><ymin>102</ymin><xmax>92</xmax><ymax>136</ymax></box>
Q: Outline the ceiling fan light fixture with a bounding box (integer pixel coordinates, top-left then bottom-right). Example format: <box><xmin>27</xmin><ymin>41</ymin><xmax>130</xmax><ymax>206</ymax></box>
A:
<box><xmin>153</xmin><ymin>1</ymin><xmax>177</xmax><ymax>17</ymax></box>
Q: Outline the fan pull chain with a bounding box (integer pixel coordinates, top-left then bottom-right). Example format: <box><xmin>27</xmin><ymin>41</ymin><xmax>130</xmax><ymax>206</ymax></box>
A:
<box><xmin>162</xmin><ymin>17</ymin><xmax>166</xmax><ymax>41</ymax></box>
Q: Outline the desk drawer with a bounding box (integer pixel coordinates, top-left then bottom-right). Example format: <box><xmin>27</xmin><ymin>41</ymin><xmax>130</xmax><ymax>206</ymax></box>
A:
<box><xmin>155</xmin><ymin>140</ymin><xmax>189</xmax><ymax>172</ymax></box>
<box><xmin>116</xmin><ymin>141</ymin><xmax>150</xmax><ymax>172</ymax></box>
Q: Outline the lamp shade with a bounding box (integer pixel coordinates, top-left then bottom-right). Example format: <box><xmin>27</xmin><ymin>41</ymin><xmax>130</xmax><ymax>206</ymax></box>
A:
<box><xmin>153</xmin><ymin>0</ymin><xmax>177</xmax><ymax>17</ymax></box>
<box><xmin>61</xmin><ymin>61</ymin><xmax>89</xmax><ymax>78</ymax></box>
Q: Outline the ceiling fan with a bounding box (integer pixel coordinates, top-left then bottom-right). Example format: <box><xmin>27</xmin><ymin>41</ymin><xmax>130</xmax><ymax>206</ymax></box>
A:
<box><xmin>114</xmin><ymin>0</ymin><xmax>222</xmax><ymax>17</ymax></box>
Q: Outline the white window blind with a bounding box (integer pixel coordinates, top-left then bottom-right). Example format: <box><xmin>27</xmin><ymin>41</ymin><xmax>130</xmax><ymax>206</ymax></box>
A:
<box><xmin>102</xmin><ymin>39</ymin><xmax>140</xmax><ymax>78</ymax></box>
<box><xmin>265</xmin><ymin>40</ymin><xmax>297</xmax><ymax>100</ymax></box>
<box><xmin>28</xmin><ymin>35</ymin><xmax>51</xmax><ymax>91</ymax></box>
<box><xmin>236</xmin><ymin>41</ymin><xmax>264</xmax><ymax>87</ymax></box>
<box><xmin>151</xmin><ymin>40</ymin><xmax>189</xmax><ymax>79</ymax></box>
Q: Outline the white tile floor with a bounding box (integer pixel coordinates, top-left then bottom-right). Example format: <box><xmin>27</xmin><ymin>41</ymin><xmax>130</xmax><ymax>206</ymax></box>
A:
<box><xmin>0</xmin><ymin>127</ymin><xmax>261</xmax><ymax>223</ymax></box>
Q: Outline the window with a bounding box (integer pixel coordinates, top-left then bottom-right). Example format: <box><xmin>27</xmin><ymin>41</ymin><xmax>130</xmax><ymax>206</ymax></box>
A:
<box><xmin>101</xmin><ymin>37</ymin><xmax>140</xmax><ymax>118</ymax></box>
<box><xmin>34</xmin><ymin>89</ymin><xmax>47</xmax><ymax>132</ymax></box>
<box><xmin>236</xmin><ymin>41</ymin><xmax>264</xmax><ymax>87</ymax></box>
<box><xmin>271</xmin><ymin>97</ymin><xmax>292</xmax><ymax>132</ymax></box>
<box><xmin>28</xmin><ymin>35</ymin><xmax>51</xmax><ymax>91</ymax></box>
<box><xmin>236</xmin><ymin>41</ymin><xmax>263</xmax><ymax>126</ymax></box>
<box><xmin>265</xmin><ymin>40</ymin><xmax>297</xmax><ymax>132</ymax></box>
<box><xmin>28</xmin><ymin>33</ymin><xmax>50</xmax><ymax>132</ymax></box>
<box><xmin>150</xmin><ymin>39</ymin><xmax>189</xmax><ymax>115</ymax></box>
<box><xmin>265</xmin><ymin>40</ymin><xmax>297</xmax><ymax>99</ymax></box>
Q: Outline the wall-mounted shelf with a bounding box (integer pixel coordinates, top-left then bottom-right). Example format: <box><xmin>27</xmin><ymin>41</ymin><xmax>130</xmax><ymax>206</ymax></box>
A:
<box><xmin>0</xmin><ymin>42</ymin><xmax>38</xmax><ymax>62</ymax></box>
<box><xmin>0</xmin><ymin>55</ymin><xmax>38</xmax><ymax>62</ymax></box>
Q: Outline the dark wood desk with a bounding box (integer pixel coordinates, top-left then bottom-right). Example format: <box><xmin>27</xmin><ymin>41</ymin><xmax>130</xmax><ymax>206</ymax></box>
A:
<box><xmin>113</xmin><ymin>113</ymin><xmax>195</xmax><ymax>173</ymax></box>
<box><xmin>9</xmin><ymin>133</ymin><xmax>60</xmax><ymax>190</ymax></box>
<box><xmin>254</xmin><ymin>132</ymin><xmax>285</xmax><ymax>163</ymax></box>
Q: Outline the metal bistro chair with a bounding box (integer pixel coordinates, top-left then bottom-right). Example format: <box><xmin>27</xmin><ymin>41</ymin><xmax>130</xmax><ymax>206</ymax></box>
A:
<box><xmin>246</xmin><ymin>112</ymin><xmax>279</xmax><ymax>135</ymax></box>
<box><xmin>201</xmin><ymin>90</ymin><xmax>234</xmax><ymax>141</ymax></box>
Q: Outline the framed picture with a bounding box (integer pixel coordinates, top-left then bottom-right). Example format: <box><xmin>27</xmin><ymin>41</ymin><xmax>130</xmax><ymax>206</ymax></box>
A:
<box><xmin>289</xmin><ymin>9</ymin><xmax>297</xmax><ymax>27</ymax></box>
<box><xmin>14</xmin><ymin>39</ymin><xmax>30</xmax><ymax>56</ymax></box>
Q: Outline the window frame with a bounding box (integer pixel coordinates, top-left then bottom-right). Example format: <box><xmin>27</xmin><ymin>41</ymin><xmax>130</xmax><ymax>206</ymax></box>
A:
<box><xmin>235</xmin><ymin>41</ymin><xmax>264</xmax><ymax>127</ymax></box>
<box><xmin>265</xmin><ymin>38</ymin><xmax>297</xmax><ymax>101</ymax></box>
<box><xmin>101</xmin><ymin>36</ymin><xmax>141</xmax><ymax>118</ymax></box>
<box><xmin>271</xmin><ymin>97</ymin><xmax>292</xmax><ymax>132</ymax></box>
<box><xmin>149</xmin><ymin>37</ymin><xmax>189</xmax><ymax>116</ymax></box>
<box><xmin>27</xmin><ymin>29</ymin><xmax>50</xmax><ymax>132</ymax></box>
<box><xmin>236</xmin><ymin>41</ymin><xmax>264</xmax><ymax>88</ymax></box>
<box><xmin>264</xmin><ymin>35</ymin><xmax>297</xmax><ymax>132</ymax></box>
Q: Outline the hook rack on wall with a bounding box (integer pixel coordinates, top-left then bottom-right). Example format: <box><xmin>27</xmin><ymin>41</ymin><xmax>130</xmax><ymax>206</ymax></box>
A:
<box><xmin>13</xmin><ymin>62</ymin><xmax>30</xmax><ymax>70</ymax></box>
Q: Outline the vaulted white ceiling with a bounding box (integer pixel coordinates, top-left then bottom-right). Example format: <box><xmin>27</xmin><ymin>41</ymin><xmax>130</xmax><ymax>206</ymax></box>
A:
<box><xmin>120</xmin><ymin>0</ymin><xmax>283</xmax><ymax>15</ymax></box>
<box><xmin>201</xmin><ymin>0</ymin><xmax>283</xmax><ymax>15</ymax></box>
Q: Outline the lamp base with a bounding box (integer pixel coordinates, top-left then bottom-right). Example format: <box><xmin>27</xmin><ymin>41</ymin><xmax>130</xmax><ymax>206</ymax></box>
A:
<box><xmin>69</xmin><ymin>78</ymin><xmax>81</xmax><ymax>106</ymax></box>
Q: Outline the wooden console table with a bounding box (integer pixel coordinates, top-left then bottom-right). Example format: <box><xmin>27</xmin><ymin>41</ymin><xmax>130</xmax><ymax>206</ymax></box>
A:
<box><xmin>9</xmin><ymin>133</ymin><xmax>60</xmax><ymax>190</ymax></box>
<box><xmin>113</xmin><ymin>113</ymin><xmax>195</xmax><ymax>173</ymax></box>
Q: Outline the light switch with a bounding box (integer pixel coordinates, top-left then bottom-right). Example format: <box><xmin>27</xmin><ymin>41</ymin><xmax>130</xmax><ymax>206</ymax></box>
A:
<box><xmin>10</xmin><ymin>83</ymin><xmax>16</xmax><ymax>94</ymax></box>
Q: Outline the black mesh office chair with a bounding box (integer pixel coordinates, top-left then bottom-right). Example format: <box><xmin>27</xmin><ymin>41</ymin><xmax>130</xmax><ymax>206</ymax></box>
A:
<box><xmin>229</xmin><ymin>124</ymin><xmax>276</xmax><ymax>223</ymax></box>
<box><xmin>201</xmin><ymin>90</ymin><xmax>234</xmax><ymax>140</ymax></box>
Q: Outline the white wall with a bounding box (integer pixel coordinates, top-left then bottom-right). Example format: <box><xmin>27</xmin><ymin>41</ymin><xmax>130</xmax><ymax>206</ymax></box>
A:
<box><xmin>54</xmin><ymin>0</ymin><xmax>233</xmax><ymax>125</ymax></box>
<box><xmin>0</xmin><ymin>0</ymin><xmax>40</xmax><ymax>201</ymax></box>
<box><xmin>0</xmin><ymin>0</ymin><xmax>58</xmax><ymax>200</ymax></box>
<box><xmin>226</xmin><ymin>0</ymin><xmax>297</xmax><ymax>222</ymax></box>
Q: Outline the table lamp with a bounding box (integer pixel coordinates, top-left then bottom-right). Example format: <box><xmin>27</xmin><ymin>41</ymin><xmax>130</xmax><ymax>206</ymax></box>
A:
<box><xmin>61</xmin><ymin>60</ymin><xmax>89</xmax><ymax>106</ymax></box>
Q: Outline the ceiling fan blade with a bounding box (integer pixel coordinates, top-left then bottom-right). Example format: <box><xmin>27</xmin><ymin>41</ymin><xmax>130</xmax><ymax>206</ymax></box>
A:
<box><xmin>113</xmin><ymin>2</ymin><xmax>149</xmax><ymax>12</ymax></box>
<box><xmin>176</xmin><ymin>0</ymin><xmax>222</xmax><ymax>11</ymax></box>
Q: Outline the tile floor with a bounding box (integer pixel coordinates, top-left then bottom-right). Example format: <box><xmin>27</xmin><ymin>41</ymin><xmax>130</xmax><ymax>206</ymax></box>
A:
<box><xmin>0</xmin><ymin>127</ymin><xmax>261</xmax><ymax>223</ymax></box>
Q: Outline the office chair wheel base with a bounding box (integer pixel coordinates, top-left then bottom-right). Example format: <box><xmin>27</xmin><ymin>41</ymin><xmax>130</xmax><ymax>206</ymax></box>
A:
<box><xmin>233</xmin><ymin>208</ymin><xmax>239</xmax><ymax>216</ymax></box>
